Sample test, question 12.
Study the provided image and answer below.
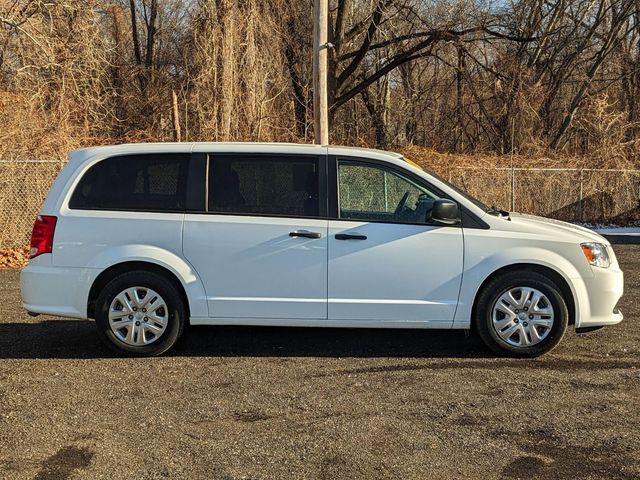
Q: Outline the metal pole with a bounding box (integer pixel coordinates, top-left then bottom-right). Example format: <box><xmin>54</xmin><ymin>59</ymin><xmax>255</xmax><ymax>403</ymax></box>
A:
<box><xmin>579</xmin><ymin>169</ymin><xmax>584</xmax><ymax>222</ymax></box>
<box><xmin>511</xmin><ymin>167</ymin><xmax>515</xmax><ymax>212</ymax></box>
<box><xmin>510</xmin><ymin>119</ymin><xmax>515</xmax><ymax>212</ymax></box>
<box><xmin>312</xmin><ymin>0</ymin><xmax>329</xmax><ymax>145</ymax></box>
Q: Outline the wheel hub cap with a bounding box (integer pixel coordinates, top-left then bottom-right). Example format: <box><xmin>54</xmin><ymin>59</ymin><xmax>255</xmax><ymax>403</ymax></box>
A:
<box><xmin>491</xmin><ymin>286</ymin><xmax>554</xmax><ymax>348</ymax></box>
<box><xmin>108</xmin><ymin>287</ymin><xmax>168</xmax><ymax>346</ymax></box>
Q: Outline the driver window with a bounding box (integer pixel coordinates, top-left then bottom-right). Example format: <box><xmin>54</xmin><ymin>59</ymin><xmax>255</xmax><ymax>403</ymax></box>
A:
<box><xmin>338</xmin><ymin>161</ymin><xmax>439</xmax><ymax>224</ymax></box>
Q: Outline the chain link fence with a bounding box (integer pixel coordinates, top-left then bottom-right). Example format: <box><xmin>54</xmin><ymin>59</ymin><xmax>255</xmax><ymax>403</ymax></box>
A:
<box><xmin>1</xmin><ymin>161</ymin><xmax>639</xmax><ymax>249</ymax></box>
<box><xmin>0</xmin><ymin>161</ymin><xmax>63</xmax><ymax>249</ymax></box>
<box><xmin>450</xmin><ymin>167</ymin><xmax>640</xmax><ymax>225</ymax></box>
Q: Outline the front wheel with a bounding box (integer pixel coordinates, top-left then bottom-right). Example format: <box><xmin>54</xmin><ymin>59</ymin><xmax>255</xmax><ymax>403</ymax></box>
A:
<box><xmin>474</xmin><ymin>271</ymin><xmax>568</xmax><ymax>357</ymax></box>
<box><xmin>95</xmin><ymin>271</ymin><xmax>185</xmax><ymax>356</ymax></box>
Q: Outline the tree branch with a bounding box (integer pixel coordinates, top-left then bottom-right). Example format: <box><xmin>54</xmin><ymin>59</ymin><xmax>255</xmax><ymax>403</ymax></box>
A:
<box><xmin>334</xmin><ymin>36</ymin><xmax>438</xmax><ymax>109</ymax></box>
<box><xmin>336</xmin><ymin>0</ymin><xmax>386</xmax><ymax>88</ymax></box>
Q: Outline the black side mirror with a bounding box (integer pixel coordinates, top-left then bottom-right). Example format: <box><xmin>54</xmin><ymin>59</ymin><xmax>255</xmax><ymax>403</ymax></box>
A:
<box><xmin>431</xmin><ymin>199</ymin><xmax>459</xmax><ymax>225</ymax></box>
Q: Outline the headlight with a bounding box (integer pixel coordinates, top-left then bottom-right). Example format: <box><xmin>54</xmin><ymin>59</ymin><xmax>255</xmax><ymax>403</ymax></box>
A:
<box><xmin>581</xmin><ymin>242</ymin><xmax>610</xmax><ymax>268</ymax></box>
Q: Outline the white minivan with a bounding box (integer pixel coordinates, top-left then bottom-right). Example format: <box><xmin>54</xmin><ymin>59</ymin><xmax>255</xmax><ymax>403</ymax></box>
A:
<box><xmin>21</xmin><ymin>143</ymin><xmax>623</xmax><ymax>357</ymax></box>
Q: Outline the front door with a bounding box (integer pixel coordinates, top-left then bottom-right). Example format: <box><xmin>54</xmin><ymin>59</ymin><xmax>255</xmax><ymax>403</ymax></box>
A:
<box><xmin>328</xmin><ymin>159</ymin><xmax>464</xmax><ymax>324</ymax></box>
<box><xmin>183</xmin><ymin>152</ymin><xmax>328</xmax><ymax>319</ymax></box>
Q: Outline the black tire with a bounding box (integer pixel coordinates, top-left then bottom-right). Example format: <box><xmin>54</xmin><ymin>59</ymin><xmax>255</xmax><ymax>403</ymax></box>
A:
<box><xmin>474</xmin><ymin>270</ymin><xmax>568</xmax><ymax>357</ymax></box>
<box><xmin>95</xmin><ymin>271</ymin><xmax>185</xmax><ymax>356</ymax></box>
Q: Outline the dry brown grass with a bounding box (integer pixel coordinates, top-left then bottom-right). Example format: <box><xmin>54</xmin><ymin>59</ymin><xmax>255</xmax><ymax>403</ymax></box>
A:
<box><xmin>0</xmin><ymin>247</ymin><xmax>28</xmax><ymax>269</ymax></box>
<box><xmin>400</xmin><ymin>145</ymin><xmax>638</xmax><ymax>174</ymax></box>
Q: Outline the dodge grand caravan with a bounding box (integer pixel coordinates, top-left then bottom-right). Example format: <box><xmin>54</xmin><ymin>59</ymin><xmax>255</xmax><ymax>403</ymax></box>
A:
<box><xmin>21</xmin><ymin>143</ymin><xmax>624</xmax><ymax>356</ymax></box>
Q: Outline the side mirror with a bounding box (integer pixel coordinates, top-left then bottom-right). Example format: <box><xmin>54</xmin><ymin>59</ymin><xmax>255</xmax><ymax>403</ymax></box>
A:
<box><xmin>431</xmin><ymin>199</ymin><xmax>459</xmax><ymax>225</ymax></box>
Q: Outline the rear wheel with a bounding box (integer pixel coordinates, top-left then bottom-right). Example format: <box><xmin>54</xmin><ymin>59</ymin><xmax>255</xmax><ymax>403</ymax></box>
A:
<box><xmin>95</xmin><ymin>271</ymin><xmax>185</xmax><ymax>356</ymax></box>
<box><xmin>474</xmin><ymin>270</ymin><xmax>568</xmax><ymax>357</ymax></box>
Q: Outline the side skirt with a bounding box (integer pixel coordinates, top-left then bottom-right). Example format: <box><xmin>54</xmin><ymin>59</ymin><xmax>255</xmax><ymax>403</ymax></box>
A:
<box><xmin>189</xmin><ymin>317</ymin><xmax>457</xmax><ymax>329</ymax></box>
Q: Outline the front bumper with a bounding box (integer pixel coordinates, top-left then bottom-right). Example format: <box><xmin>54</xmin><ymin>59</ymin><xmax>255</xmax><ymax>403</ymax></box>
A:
<box><xmin>574</xmin><ymin>262</ymin><xmax>624</xmax><ymax>328</ymax></box>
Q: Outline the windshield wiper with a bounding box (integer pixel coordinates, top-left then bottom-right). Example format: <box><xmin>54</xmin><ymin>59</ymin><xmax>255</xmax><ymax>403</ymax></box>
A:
<box><xmin>488</xmin><ymin>206</ymin><xmax>511</xmax><ymax>219</ymax></box>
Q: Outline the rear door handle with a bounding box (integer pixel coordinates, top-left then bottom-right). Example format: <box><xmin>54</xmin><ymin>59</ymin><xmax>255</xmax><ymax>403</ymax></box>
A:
<box><xmin>289</xmin><ymin>230</ymin><xmax>321</xmax><ymax>239</ymax></box>
<box><xmin>335</xmin><ymin>233</ymin><xmax>367</xmax><ymax>240</ymax></box>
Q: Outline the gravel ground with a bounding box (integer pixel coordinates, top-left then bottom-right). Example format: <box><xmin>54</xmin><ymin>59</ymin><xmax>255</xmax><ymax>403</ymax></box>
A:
<box><xmin>1</xmin><ymin>247</ymin><xmax>639</xmax><ymax>480</ymax></box>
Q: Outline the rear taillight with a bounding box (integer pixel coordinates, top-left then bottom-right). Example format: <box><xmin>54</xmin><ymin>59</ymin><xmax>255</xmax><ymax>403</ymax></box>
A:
<box><xmin>29</xmin><ymin>215</ymin><xmax>57</xmax><ymax>259</ymax></box>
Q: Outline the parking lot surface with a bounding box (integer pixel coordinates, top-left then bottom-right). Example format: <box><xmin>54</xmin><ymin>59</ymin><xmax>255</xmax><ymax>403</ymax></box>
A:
<box><xmin>1</xmin><ymin>246</ymin><xmax>639</xmax><ymax>479</ymax></box>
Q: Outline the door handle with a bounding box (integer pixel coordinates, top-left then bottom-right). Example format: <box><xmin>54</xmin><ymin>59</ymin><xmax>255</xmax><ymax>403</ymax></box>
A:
<box><xmin>289</xmin><ymin>230</ymin><xmax>321</xmax><ymax>239</ymax></box>
<box><xmin>335</xmin><ymin>233</ymin><xmax>367</xmax><ymax>240</ymax></box>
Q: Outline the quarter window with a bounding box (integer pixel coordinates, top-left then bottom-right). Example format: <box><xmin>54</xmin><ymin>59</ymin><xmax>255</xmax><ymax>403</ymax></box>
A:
<box><xmin>208</xmin><ymin>155</ymin><xmax>320</xmax><ymax>217</ymax></box>
<box><xmin>69</xmin><ymin>154</ymin><xmax>189</xmax><ymax>212</ymax></box>
<box><xmin>338</xmin><ymin>161</ymin><xmax>439</xmax><ymax>224</ymax></box>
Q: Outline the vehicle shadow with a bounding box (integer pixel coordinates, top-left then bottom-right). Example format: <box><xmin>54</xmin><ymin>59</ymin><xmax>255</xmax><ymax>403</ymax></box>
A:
<box><xmin>0</xmin><ymin>319</ymin><xmax>492</xmax><ymax>359</ymax></box>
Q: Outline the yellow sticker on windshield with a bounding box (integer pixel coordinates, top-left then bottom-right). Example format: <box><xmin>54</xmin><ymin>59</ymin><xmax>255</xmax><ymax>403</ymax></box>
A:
<box><xmin>403</xmin><ymin>157</ymin><xmax>424</xmax><ymax>171</ymax></box>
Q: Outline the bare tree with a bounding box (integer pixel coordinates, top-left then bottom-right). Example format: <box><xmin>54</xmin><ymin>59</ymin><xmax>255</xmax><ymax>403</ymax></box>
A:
<box><xmin>0</xmin><ymin>0</ymin><xmax>639</xmax><ymax>161</ymax></box>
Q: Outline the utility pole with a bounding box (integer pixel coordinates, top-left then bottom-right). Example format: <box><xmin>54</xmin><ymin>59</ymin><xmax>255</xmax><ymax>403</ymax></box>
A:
<box><xmin>171</xmin><ymin>90</ymin><xmax>181</xmax><ymax>142</ymax></box>
<box><xmin>313</xmin><ymin>0</ymin><xmax>329</xmax><ymax>145</ymax></box>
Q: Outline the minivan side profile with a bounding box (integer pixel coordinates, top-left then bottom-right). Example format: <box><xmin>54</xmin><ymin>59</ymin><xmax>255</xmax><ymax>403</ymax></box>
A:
<box><xmin>21</xmin><ymin>143</ymin><xmax>624</xmax><ymax>357</ymax></box>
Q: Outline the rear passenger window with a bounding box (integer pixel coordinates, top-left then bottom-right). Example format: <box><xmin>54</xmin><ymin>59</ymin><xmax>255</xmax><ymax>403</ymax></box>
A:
<box><xmin>208</xmin><ymin>154</ymin><xmax>320</xmax><ymax>217</ymax></box>
<box><xmin>69</xmin><ymin>154</ymin><xmax>189</xmax><ymax>212</ymax></box>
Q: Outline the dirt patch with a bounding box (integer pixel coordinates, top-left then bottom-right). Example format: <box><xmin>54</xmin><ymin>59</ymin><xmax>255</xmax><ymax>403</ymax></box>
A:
<box><xmin>233</xmin><ymin>410</ymin><xmax>273</xmax><ymax>423</ymax></box>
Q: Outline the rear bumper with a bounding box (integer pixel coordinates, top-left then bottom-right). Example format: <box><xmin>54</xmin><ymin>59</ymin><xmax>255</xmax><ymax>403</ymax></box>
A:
<box><xmin>574</xmin><ymin>264</ymin><xmax>624</xmax><ymax>328</ymax></box>
<box><xmin>20</xmin><ymin>259</ymin><xmax>98</xmax><ymax>319</ymax></box>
